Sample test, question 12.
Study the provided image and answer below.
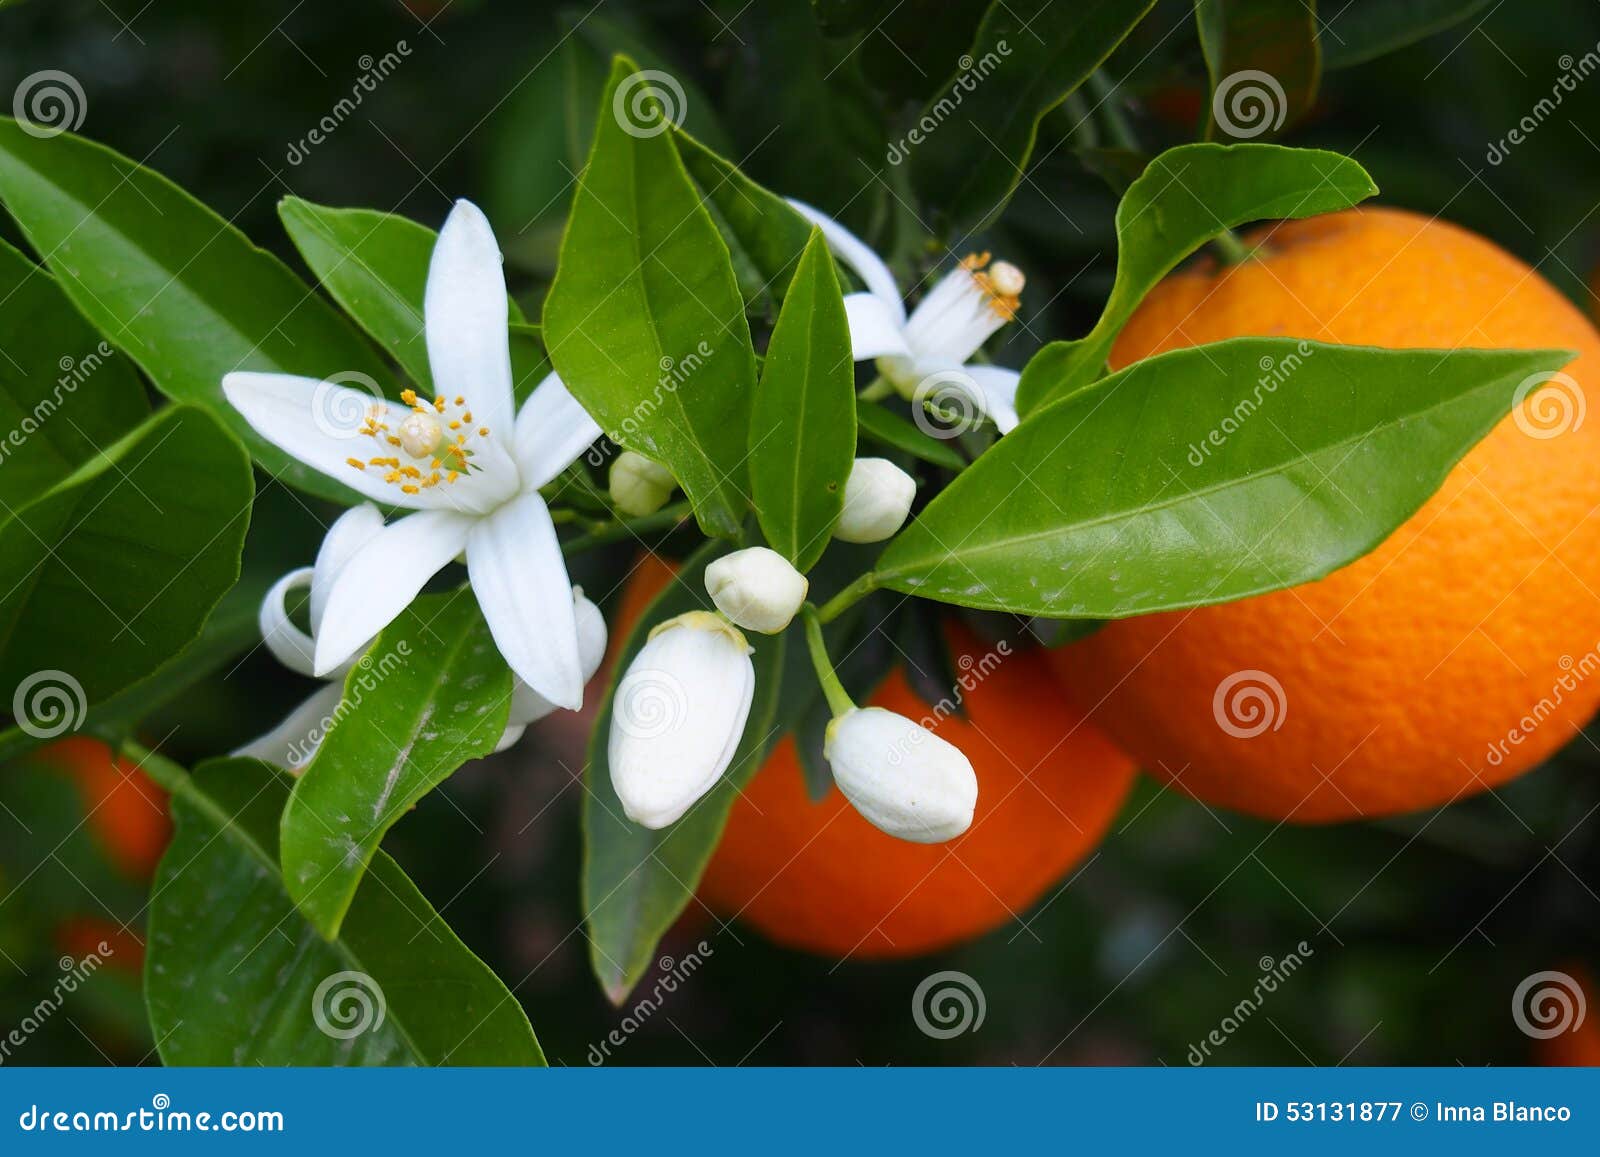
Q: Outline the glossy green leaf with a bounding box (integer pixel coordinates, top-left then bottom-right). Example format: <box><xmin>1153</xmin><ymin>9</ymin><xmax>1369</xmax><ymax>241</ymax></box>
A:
<box><xmin>1016</xmin><ymin>144</ymin><xmax>1377</xmax><ymax>414</ymax></box>
<box><xmin>855</xmin><ymin>401</ymin><xmax>967</xmax><ymax>470</ymax></box>
<box><xmin>0</xmin><ymin>119</ymin><xmax>394</xmax><ymax>504</ymax></box>
<box><xmin>0</xmin><ymin>238</ymin><xmax>147</xmax><ymax>510</ymax></box>
<box><xmin>280</xmin><ymin>594</ymin><xmax>512</xmax><ymax>939</ymax></box>
<box><xmin>0</xmin><ymin>406</ymin><xmax>250</xmax><ymax>719</ymax></box>
<box><xmin>749</xmin><ymin>230</ymin><xmax>856</xmax><ymax>570</ymax></box>
<box><xmin>877</xmin><ymin>340</ymin><xmax>1572</xmax><ymax>617</ymax></box>
<box><xmin>1322</xmin><ymin>0</ymin><xmax>1494</xmax><ymax>70</ymax></box>
<box><xmin>583</xmin><ymin>541</ymin><xmax>786</xmax><ymax>1002</ymax></box>
<box><xmin>909</xmin><ymin>0</ymin><xmax>1157</xmax><ymax>235</ymax></box>
<box><xmin>1197</xmin><ymin>0</ymin><xmax>1322</xmax><ymax>141</ymax></box>
<box><xmin>545</xmin><ymin>58</ymin><xmax>758</xmax><ymax>539</ymax></box>
<box><xmin>146</xmin><ymin>755</ymin><xmax>543</xmax><ymax>1066</ymax></box>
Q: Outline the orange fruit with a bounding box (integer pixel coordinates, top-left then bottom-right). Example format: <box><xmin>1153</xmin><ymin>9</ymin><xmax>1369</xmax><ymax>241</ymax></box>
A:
<box><xmin>1054</xmin><ymin>206</ymin><xmax>1600</xmax><ymax>821</ymax></box>
<box><xmin>34</xmin><ymin>737</ymin><xmax>170</xmax><ymax>878</ymax></box>
<box><xmin>700</xmin><ymin>623</ymin><xmax>1137</xmax><ymax>957</ymax></box>
<box><xmin>53</xmin><ymin>916</ymin><xmax>145</xmax><ymax>975</ymax></box>
<box><xmin>1533</xmin><ymin>966</ymin><xmax>1600</xmax><ymax>1066</ymax></box>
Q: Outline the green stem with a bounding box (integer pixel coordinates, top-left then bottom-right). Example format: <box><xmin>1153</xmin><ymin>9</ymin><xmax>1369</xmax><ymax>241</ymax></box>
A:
<box><xmin>857</xmin><ymin>376</ymin><xmax>894</xmax><ymax>403</ymax></box>
<box><xmin>1087</xmin><ymin>71</ymin><xmax>1138</xmax><ymax>152</ymax></box>
<box><xmin>802</xmin><ymin>604</ymin><xmax>855</xmax><ymax>717</ymax></box>
<box><xmin>559</xmin><ymin>501</ymin><xmax>692</xmax><ymax>556</ymax></box>
<box><xmin>1211</xmin><ymin>228</ymin><xmax>1255</xmax><ymax>266</ymax></box>
<box><xmin>815</xmin><ymin>572</ymin><xmax>879</xmax><ymax>625</ymax></box>
<box><xmin>120</xmin><ymin>738</ymin><xmax>189</xmax><ymax>795</ymax></box>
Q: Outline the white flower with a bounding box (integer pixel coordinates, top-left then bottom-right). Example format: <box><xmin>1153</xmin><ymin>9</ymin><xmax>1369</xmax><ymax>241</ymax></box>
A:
<box><xmin>223</xmin><ymin>200</ymin><xmax>603</xmax><ymax>711</ymax></box>
<box><xmin>788</xmin><ymin>199</ymin><xmax>1025</xmax><ymax>433</ymax></box>
<box><xmin>609</xmin><ymin>611</ymin><xmax>754</xmax><ymax>829</ymax></box>
<box><xmin>824</xmin><ymin>707</ymin><xmax>977</xmax><ymax>843</ymax></box>
<box><xmin>609</xmin><ymin>450</ymin><xmax>676</xmax><ymax>517</ymax></box>
<box><xmin>704</xmin><ymin>547</ymin><xmax>807</xmax><ymax>634</ymax></box>
<box><xmin>834</xmin><ymin>457</ymin><xmax>915</xmax><ymax>543</ymax></box>
<box><xmin>235</xmin><ymin>505</ymin><xmax>607</xmax><ymax>768</ymax></box>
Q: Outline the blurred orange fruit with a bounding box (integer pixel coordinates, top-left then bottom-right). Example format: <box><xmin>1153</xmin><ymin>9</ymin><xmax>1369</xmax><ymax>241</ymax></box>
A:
<box><xmin>1055</xmin><ymin>206</ymin><xmax>1600</xmax><ymax>821</ymax></box>
<box><xmin>35</xmin><ymin>737</ymin><xmax>170</xmax><ymax>879</ymax></box>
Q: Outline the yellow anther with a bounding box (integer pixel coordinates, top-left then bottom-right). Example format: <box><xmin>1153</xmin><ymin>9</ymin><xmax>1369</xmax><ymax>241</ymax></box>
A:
<box><xmin>401</xmin><ymin>484</ymin><xmax>420</xmax><ymax>494</ymax></box>
<box><xmin>400</xmin><ymin>389</ymin><xmax>418</xmax><ymax>406</ymax></box>
<box><xmin>346</xmin><ymin>458</ymin><xmax>366</xmax><ymax>470</ymax></box>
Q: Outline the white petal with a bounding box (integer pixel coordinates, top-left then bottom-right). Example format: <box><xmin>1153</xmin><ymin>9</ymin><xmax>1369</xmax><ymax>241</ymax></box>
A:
<box><xmin>426</xmin><ymin>200</ymin><xmax>516</xmax><ymax>446</ymax></box>
<box><xmin>310</xmin><ymin>504</ymin><xmax>386</xmax><ymax>635</ymax></box>
<box><xmin>513</xmin><ymin>371</ymin><xmax>603</xmax><ymax>488</ymax></box>
<box><xmin>492</xmin><ymin>724</ymin><xmax>527</xmax><ymax>754</ymax></box>
<box><xmin>259</xmin><ymin>567</ymin><xmax>317</xmax><ymax>676</ymax></box>
<box><xmin>786</xmin><ymin>199</ymin><xmax>906</xmax><ymax>326</ymax></box>
<box><xmin>608</xmin><ymin>612</ymin><xmax>755</xmax><ymax>829</ymax></box>
<box><xmin>506</xmin><ymin>589</ymin><xmax>609</xmax><ymax>725</ymax></box>
<box><xmin>844</xmin><ymin>293</ymin><xmax>912</xmax><ymax>360</ymax></box>
<box><xmin>313</xmin><ymin>509</ymin><xmax>474</xmax><ymax>676</ymax></box>
<box><xmin>965</xmin><ymin>364</ymin><xmax>1021</xmax><ymax>434</ymax></box>
<box><xmin>234</xmin><ymin>681</ymin><xmax>346</xmax><ymax>772</ymax></box>
<box><xmin>223</xmin><ymin>372</ymin><xmax>430</xmax><ymax>510</ymax></box>
<box><xmin>466</xmin><ymin>491</ymin><xmax>583</xmax><ymax>710</ymax></box>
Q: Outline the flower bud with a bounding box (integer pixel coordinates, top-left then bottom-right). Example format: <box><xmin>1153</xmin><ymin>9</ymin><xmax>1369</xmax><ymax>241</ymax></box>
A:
<box><xmin>824</xmin><ymin>707</ymin><xmax>977</xmax><ymax>843</ymax></box>
<box><xmin>704</xmin><ymin>547</ymin><xmax>808</xmax><ymax>634</ymax></box>
<box><xmin>610</xmin><ymin>450</ymin><xmax>676</xmax><ymax>517</ymax></box>
<box><xmin>609</xmin><ymin>611</ymin><xmax>755</xmax><ymax>829</ymax></box>
<box><xmin>833</xmin><ymin>457</ymin><xmax>915</xmax><ymax>543</ymax></box>
<box><xmin>505</xmin><ymin>588</ymin><xmax>609</xmax><ymax>738</ymax></box>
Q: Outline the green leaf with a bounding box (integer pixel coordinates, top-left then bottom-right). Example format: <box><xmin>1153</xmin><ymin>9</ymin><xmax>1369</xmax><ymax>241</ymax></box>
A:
<box><xmin>0</xmin><ymin>119</ymin><xmax>395</xmax><ymax>505</ymax></box>
<box><xmin>0</xmin><ymin>239</ymin><xmax>147</xmax><ymax>510</ymax></box>
<box><xmin>1322</xmin><ymin>0</ymin><xmax>1494</xmax><ymax>70</ymax></box>
<box><xmin>749</xmin><ymin>230</ymin><xmax>856</xmax><ymax>570</ymax></box>
<box><xmin>280</xmin><ymin>594</ymin><xmax>512</xmax><ymax>939</ymax></box>
<box><xmin>0</xmin><ymin>406</ymin><xmax>250</xmax><ymax>717</ymax></box>
<box><xmin>909</xmin><ymin>0</ymin><xmax>1157</xmax><ymax>235</ymax></box>
<box><xmin>583</xmin><ymin>541</ymin><xmax>786</xmax><ymax>1002</ymax></box>
<box><xmin>277</xmin><ymin>198</ymin><xmax>547</xmax><ymax>401</ymax></box>
<box><xmin>876</xmin><ymin>340</ymin><xmax>1572</xmax><ymax>617</ymax></box>
<box><xmin>673</xmin><ymin>127</ymin><xmax>816</xmax><ymax>310</ymax></box>
<box><xmin>856</xmin><ymin>400</ymin><xmax>967</xmax><ymax>471</ymax></box>
<box><xmin>1016</xmin><ymin>144</ymin><xmax>1377</xmax><ymax>414</ymax></box>
<box><xmin>544</xmin><ymin>58</ymin><xmax>758</xmax><ymax>539</ymax></box>
<box><xmin>1197</xmin><ymin>0</ymin><xmax>1322</xmax><ymax>141</ymax></box>
<box><xmin>146</xmin><ymin>755</ymin><xmax>543</xmax><ymax>1065</ymax></box>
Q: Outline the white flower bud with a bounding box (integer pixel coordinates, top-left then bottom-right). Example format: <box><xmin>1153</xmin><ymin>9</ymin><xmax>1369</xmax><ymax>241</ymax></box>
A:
<box><xmin>610</xmin><ymin>450</ymin><xmax>676</xmax><ymax>517</ymax></box>
<box><xmin>833</xmin><ymin>457</ymin><xmax>915</xmax><ymax>543</ymax></box>
<box><xmin>609</xmin><ymin>611</ymin><xmax>755</xmax><ymax>829</ymax></box>
<box><xmin>703</xmin><ymin>547</ymin><xmax>808</xmax><ymax>634</ymax></box>
<box><xmin>506</xmin><ymin>587</ymin><xmax>609</xmax><ymax>729</ymax></box>
<box><xmin>824</xmin><ymin>707</ymin><xmax>977</xmax><ymax>843</ymax></box>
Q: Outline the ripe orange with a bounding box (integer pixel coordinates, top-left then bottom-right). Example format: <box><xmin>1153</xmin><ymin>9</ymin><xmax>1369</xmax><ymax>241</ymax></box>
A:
<box><xmin>1054</xmin><ymin>206</ymin><xmax>1600</xmax><ymax>821</ymax></box>
<box><xmin>699</xmin><ymin>623</ymin><xmax>1137</xmax><ymax>957</ymax></box>
<box><xmin>31</xmin><ymin>737</ymin><xmax>171</xmax><ymax>879</ymax></box>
